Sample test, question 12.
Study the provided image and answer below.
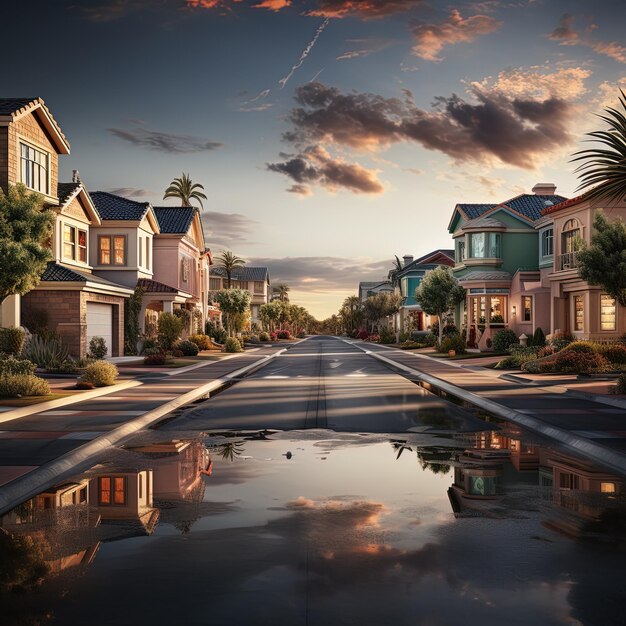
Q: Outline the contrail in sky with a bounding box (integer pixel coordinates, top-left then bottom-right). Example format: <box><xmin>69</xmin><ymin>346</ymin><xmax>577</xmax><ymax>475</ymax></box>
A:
<box><xmin>279</xmin><ymin>18</ymin><xmax>330</xmax><ymax>89</ymax></box>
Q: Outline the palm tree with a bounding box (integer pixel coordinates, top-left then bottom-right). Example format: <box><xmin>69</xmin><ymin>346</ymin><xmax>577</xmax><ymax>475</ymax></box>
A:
<box><xmin>163</xmin><ymin>173</ymin><xmax>207</xmax><ymax>209</ymax></box>
<box><xmin>273</xmin><ymin>283</ymin><xmax>290</xmax><ymax>302</ymax></box>
<box><xmin>215</xmin><ymin>250</ymin><xmax>245</xmax><ymax>288</ymax></box>
<box><xmin>389</xmin><ymin>255</ymin><xmax>404</xmax><ymax>290</ymax></box>
<box><xmin>572</xmin><ymin>90</ymin><xmax>626</xmax><ymax>203</ymax></box>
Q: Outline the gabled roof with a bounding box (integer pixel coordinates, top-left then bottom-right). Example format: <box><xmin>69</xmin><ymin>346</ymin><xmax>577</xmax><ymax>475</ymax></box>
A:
<box><xmin>211</xmin><ymin>266</ymin><xmax>269</xmax><ymax>282</ymax></box>
<box><xmin>40</xmin><ymin>262</ymin><xmax>131</xmax><ymax>292</ymax></box>
<box><xmin>457</xmin><ymin>204</ymin><xmax>497</xmax><ymax>220</ymax></box>
<box><xmin>57</xmin><ymin>182</ymin><xmax>81</xmax><ymax>205</ymax></box>
<box><xmin>90</xmin><ymin>191</ymin><xmax>151</xmax><ymax>221</ymax></box>
<box><xmin>398</xmin><ymin>249</ymin><xmax>455</xmax><ymax>276</ymax></box>
<box><xmin>0</xmin><ymin>97</ymin><xmax>70</xmax><ymax>154</ymax></box>
<box><xmin>153</xmin><ymin>206</ymin><xmax>197</xmax><ymax>234</ymax></box>
<box><xmin>57</xmin><ymin>182</ymin><xmax>102</xmax><ymax>225</ymax></box>
<box><xmin>500</xmin><ymin>194</ymin><xmax>567</xmax><ymax>222</ymax></box>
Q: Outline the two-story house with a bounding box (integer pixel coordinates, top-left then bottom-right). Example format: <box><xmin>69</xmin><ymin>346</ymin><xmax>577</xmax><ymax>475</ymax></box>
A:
<box><xmin>448</xmin><ymin>184</ymin><xmax>567</xmax><ymax>349</ymax></box>
<box><xmin>538</xmin><ymin>194</ymin><xmax>626</xmax><ymax>340</ymax></box>
<box><xmin>209</xmin><ymin>266</ymin><xmax>270</xmax><ymax>326</ymax></box>
<box><xmin>392</xmin><ymin>250</ymin><xmax>455</xmax><ymax>333</ymax></box>
<box><xmin>0</xmin><ymin>98</ymin><xmax>134</xmax><ymax>356</ymax></box>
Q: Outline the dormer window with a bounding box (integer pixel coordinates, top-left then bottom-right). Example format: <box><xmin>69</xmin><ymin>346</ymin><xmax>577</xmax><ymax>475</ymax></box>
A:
<box><xmin>20</xmin><ymin>142</ymin><xmax>49</xmax><ymax>194</ymax></box>
<box><xmin>63</xmin><ymin>224</ymin><xmax>87</xmax><ymax>263</ymax></box>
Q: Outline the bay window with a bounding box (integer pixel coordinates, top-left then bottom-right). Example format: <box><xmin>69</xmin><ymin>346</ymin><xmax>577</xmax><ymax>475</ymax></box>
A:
<box><xmin>469</xmin><ymin>232</ymin><xmax>501</xmax><ymax>258</ymax></box>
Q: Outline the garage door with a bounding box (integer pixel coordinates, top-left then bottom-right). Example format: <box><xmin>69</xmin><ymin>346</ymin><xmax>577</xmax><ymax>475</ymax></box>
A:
<box><xmin>86</xmin><ymin>303</ymin><xmax>113</xmax><ymax>356</ymax></box>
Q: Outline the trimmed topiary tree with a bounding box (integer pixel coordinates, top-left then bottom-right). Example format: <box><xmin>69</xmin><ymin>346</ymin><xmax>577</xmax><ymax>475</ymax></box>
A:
<box><xmin>492</xmin><ymin>328</ymin><xmax>519</xmax><ymax>353</ymax></box>
<box><xmin>531</xmin><ymin>327</ymin><xmax>546</xmax><ymax>347</ymax></box>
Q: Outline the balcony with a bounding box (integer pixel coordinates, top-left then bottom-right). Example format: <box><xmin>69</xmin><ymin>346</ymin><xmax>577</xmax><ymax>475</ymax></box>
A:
<box><xmin>557</xmin><ymin>251</ymin><xmax>580</xmax><ymax>271</ymax></box>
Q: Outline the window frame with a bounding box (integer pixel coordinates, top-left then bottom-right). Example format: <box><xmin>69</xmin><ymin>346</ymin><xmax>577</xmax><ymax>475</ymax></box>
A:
<box><xmin>574</xmin><ymin>294</ymin><xmax>584</xmax><ymax>332</ymax></box>
<box><xmin>541</xmin><ymin>228</ymin><xmax>554</xmax><ymax>258</ymax></box>
<box><xmin>98</xmin><ymin>476</ymin><xmax>127</xmax><ymax>506</ymax></box>
<box><xmin>600</xmin><ymin>294</ymin><xmax>617</xmax><ymax>331</ymax></box>
<box><xmin>522</xmin><ymin>295</ymin><xmax>533</xmax><ymax>323</ymax></box>
<box><xmin>19</xmin><ymin>140</ymin><xmax>50</xmax><ymax>195</ymax></box>
<box><xmin>98</xmin><ymin>235</ymin><xmax>127</xmax><ymax>266</ymax></box>
<box><xmin>62</xmin><ymin>224</ymin><xmax>88</xmax><ymax>263</ymax></box>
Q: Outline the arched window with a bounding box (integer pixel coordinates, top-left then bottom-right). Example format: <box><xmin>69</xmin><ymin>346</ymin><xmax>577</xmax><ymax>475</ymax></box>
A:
<box><xmin>562</xmin><ymin>218</ymin><xmax>581</xmax><ymax>254</ymax></box>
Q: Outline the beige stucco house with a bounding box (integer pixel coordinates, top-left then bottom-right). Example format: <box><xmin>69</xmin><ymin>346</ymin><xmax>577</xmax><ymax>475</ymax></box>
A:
<box><xmin>210</xmin><ymin>266</ymin><xmax>270</xmax><ymax>326</ymax></box>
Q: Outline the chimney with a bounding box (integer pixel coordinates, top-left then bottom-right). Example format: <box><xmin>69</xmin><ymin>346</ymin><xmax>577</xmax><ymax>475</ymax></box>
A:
<box><xmin>532</xmin><ymin>182</ymin><xmax>556</xmax><ymax>196</ymax></box>
<box><xmin>403</xmin><ymin>255</ymin><xmax>414</xmax><ymax>267</ymax></box>
<box><xmin>72</xmin><ymin>169</ymin><xmax>81</xmax><ymax>183</ymax></box>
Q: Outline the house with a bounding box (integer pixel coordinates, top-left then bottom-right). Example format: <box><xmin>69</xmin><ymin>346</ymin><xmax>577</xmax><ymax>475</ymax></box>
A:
<box><xmin>358</xmin><ymin>280</ymin><xmax>393</xmax><ymax>302</ymax></box>
<box><xmin>448</xmin><ymin>184</ymin><xmax>567</xmax><ymax>349</ymax></box>
<box><xmin>209</xmin><ymin>266</ymin><xmax>270</xmax><ymax>325</ymax></box>
<box><xmin>392</xmin><ymin>250</ymin><xmax>455</xmax><ymax>333</ymax></box>
<box><xmin>0</xmin><ymin>98</ymin><xmax>134</xmax><ymax>356</ymax></box>
<box><xmin>537</xmin><ymin>194</ymin><xmax>626</xmax><ymax>340</ymax></box>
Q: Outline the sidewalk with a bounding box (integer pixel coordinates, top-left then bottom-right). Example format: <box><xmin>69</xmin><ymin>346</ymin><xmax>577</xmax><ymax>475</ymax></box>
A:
<box><xmin>0</xmin><ymin>348</ymin><xmax>278</xmax><ymax>493</ymax></box>
<box><xmin>357</xmin><ymin>342</ymin><xmax>626</xmax><ymax>472</ymax></box>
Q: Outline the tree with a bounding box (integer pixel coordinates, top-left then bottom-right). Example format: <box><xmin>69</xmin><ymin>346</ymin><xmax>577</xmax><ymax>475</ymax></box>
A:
<box><xmin>214</xmin><ymin>288</ymin><xmax>251</xmax><ymax>336</ymax></box>
<box><xmin>340</xmin><ymin>295</ymin><xmax>363</xmax><ymax>335</ymax></box>
<box><xmin>260</xmin><ymin>300</ymin><xmax>282</xmax><ymax>331</ymax></box>
<box><xmin>415</xmin><ymin>266</ymin><xmax>466</xmax><ymax>346</ymax></box>
<box><xmin>577</xmin><ymin>212</ymin><xmax>626</xmax><ymax>307</ymax></box>
<box><xmin>0</xmin><ymin>184</ymin><xmax>55</xmax><ymax>306</ymax></box>
<box><xmin>572</xmin><ymin>90</ymin><xmax>626</xmax><ymax>203</ymax></box>
<box><xmin>163</xmin><ymin>173</ymin><xmax>207</xmax><ymax>209</ymax></box>
<box><xmin>215</xmin><ymin>250</ymin><xmax>245</xmax><ymax>289</ymax></box>
<box><xmin>362</xmin><ymin>292</ymin><xmax>402</xmax><ymax>331</ymax></box>
<box><xmin>272</xmin><ymin>283</ymin><xmax>290</xmax><ymax>302</ymax></box>
<box><xmin>389</xmin><ymin>255</ymin><xmax>404</xmax><ymax>289</ymax></box>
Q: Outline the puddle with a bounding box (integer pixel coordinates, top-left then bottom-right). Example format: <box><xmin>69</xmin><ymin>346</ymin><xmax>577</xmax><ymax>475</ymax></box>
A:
<box><xmin>1</xmin><ymin>427</ymin><xmax>625</xmax><ymax>626</ymax></box>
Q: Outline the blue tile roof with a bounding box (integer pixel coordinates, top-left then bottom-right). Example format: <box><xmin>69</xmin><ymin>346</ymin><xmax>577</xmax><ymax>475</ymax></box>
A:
<box><xmin>501</xmin><ymin>194</ymin><xmax>568</xmax><ymax>222</ymax></box>
<box><xmin>40</xmin><ymin>262</ymin><xmax>128</xmax><ymax>289</ymax></box>
<box><xmin>458</xmin><ymin>204</ymin><xmax>497</xmax><ymax>219</ymax></box>
<box><xmin>0</xmin><ymin>98</ymin><xmax>38</xmax><ymax>115</ymax></box>
<box><xmin>90</xmin><ymin>191</ymin><xmax>150</xmax><ymax>221</ymax></box>
<box><xmin>152</xmin><ymin>206</ymin><xmax>197</xmax><ymax>234</ymax></box>
<box><xmin>212</xmin><ymin>266</ymin><xmax>269</xmax><ymax>282</ymax></box>
<box><xmin>57</xmin><ymin>182</ymin><xmax>81</xmax><ymax>205</ymax></box>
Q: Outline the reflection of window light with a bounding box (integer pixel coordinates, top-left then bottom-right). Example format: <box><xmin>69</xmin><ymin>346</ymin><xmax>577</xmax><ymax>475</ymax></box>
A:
<box><xmin>601</xmin><ymin>482</ymin><xmax>616</xmax><ymax>494</ymax></box>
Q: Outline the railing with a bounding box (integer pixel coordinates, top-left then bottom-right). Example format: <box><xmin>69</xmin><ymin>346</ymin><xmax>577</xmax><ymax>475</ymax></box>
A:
<box><xmin>557</xmin><ymin>251</ymin><xmax>580</xmax><ymax>271</ymax></box>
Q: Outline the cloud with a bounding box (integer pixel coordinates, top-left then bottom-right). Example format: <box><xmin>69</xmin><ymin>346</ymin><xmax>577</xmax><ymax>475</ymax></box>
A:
<box><xmin>108</xmin><ymin>124</ymin><xmax>223</xmax><ymax>153</ymax></box>
<box><xmin>336</xmin><ymin>37</ymin><xmax>395</xmax><ymax>61</ymax></box>
<box><xmin>306</xmin><ymin>0</ymin><xmax>427</xmax><ymax>20</ymax></box>
<box><xmin>107</xmin><ymin>187</ymin><xmax>153</xmax><ymax>198</ymax></box>
<box><xmin>280</xmin><ymin>80</ymin><xmax>575</xmax><ymax>169</ymax></box>
<box><xmin>411</xmin><ymin>9</ymin><xmax>502</xmax><ymax>61</ymax></box>
<box><xmin>267</xmin><ymin>145</ymin><xmax>384</xmax><ymax>194</ymax></box>
<box><xmin>201</xmin><ymin>210</ymin><xmax>260</xmax><ymax>247</ymax></box>
<box><xmin>549</xmin><ymin>13</ymin><xmax>626</xmax><ymax>63</ymax></box>
<box><xmin>253</xmin><ymin>0</ymin><xmax>290</xmax><ymax>9</ymax></box>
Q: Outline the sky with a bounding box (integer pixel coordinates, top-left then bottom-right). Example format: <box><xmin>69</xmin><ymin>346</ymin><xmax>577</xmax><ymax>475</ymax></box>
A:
<box><xmin>5</xmin><ymin>0</ymin><xmax>626</xmax><ymax>317</ymax></box>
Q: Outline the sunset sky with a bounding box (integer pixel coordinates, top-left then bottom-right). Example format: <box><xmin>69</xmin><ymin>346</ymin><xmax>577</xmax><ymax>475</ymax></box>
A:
<box><xmin>6</xmin><ymin>0</ymin><xmax>626</xmax><ymax>317</ymax></box>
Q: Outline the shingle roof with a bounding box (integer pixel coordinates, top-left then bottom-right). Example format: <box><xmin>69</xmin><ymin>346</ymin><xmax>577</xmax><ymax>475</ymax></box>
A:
<box><xmin>541</xmin><ymin>194</ymin><xmax>585</xmax><ymax>215</ymax></box>
<box><xmin>57</xmin><ymin>182</ymin><xmax>81</xmax><ymax>206</ymax></box>
<box><xmin>211</xmin><ymin>266</ymin><xmax>269</xmax><ymax>281</ymax></box>
<box><xmin>0</xmin><ymin>98</ymin><xmax>39</xmax><ymax>115</ymax></box>
<box><xmin>458</xmin><ymin>204</ymin><xmax>497</xmax><ymax>219</ymax></box>
<box><xmin>90</xmin><ymin>191</ymin><xmax>150</xmax><ymax>221</ymax></box>
<box><xmin>500</xmin><ymin>194</ymin><xmax>567</xmax><ymax>222</ymax></box>
<box><xmin>40</xmin><ymin>262</ymin><xmax>129</xmax><ymax>289</ymax></box>
<box><xmin>458</xmin><ymin>270</ymin><xmax>512</xmax><ymax>282</ymax></box>
<box><xmin>462</xmin><ymin>216</ymin><xmax>507</xmax><ymax>230</ymax></box>
<box><xmin>137</xmin><ymin>278</ymin><xmax>179</xmax><ymax>294</ymax></box>
<box><xmin>152</xmin><ymin>206</ymin><xmax>196</xmax><ymax>234</ymax></box>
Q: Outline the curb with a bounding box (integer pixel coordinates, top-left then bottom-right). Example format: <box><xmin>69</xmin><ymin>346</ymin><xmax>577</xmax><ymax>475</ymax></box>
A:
<box><xmin>342</xmin><ymin>339</ymin><xmax>626</xmax><ymax>478</ymax></box>
<box><xmin>0</xmin><ymin>380</ymin><xmax>143</xmax><ymax>426</ymax></box>
<box><xmin>0</xmin><ymin>348</ymin><xmax>287</xmax><ymax>516</ymax></box>
<box><xmin>565</xmin><ymin>388</ymin><xmax>626</xmax><ymax>410</ymax></box>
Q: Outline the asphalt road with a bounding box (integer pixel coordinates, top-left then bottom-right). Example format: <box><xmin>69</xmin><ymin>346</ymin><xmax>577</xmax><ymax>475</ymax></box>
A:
<box><xmin>164</xmin><ymin>336</ymin><xmax>479</xmax><ymax>433</ymax></box>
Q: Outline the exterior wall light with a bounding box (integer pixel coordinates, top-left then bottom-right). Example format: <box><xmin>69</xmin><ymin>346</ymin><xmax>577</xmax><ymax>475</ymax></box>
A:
<box><xmin>512</xmin><ymin>305</ymin><xmax>517</xmax><ymax>317</ymax></box>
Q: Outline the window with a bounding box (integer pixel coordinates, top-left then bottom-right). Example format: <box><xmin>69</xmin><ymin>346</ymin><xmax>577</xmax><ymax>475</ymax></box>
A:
<box><xmin>63</xmin><ymin>225</ymin><xmax>87</xmax><ymax>262</ymax></box>
<box><xmin>98</xmin><ymin>476</ymin><xmax>126</xmax><ymax>505</ymax></box>
<box><xmin>138</xmin><ymin>474</ymin><xmax>143</xmax><ymax>499</ymax></box>
<box><xmin>487</xmin><ymin>233</ymin><xmax>501</xmax><ymax>258</ymax></box>
<box><xmin>559</xmin><ymin>472</ymin><xmax>579</xmax><ymax>490</ymax></box>
<box><xmin>470</xmin><ymin>233</ymin><xmax>500</xmax><ymax>258</ymax></box>
<box><xmin>600</xmin><ymin>294</ymin><xmax>616</xmax><ymax>331</ymax></box>
<box><xmin>601</xmin><ymin>482</ymin><xmax>616</xmax><ymax>494</ymax></box>
<box><xmin>541</xmin><ymin>228</ymin><xmax>554</xmax><ymax>257</ymax></box>
<box><xmin>456</xmin><ymin>239</ymin><xmax>465</xmax><ymax>263</ymax></box>
<box><xmin>470</xmin><ymin>233</ymin><xmax>485</xmax><ymax>258</ymax></box>
<box><xmin>490</xmin><ymin>296</ymin><xmax>504</xmax><ymax>322</ymax></box>
<box><xmin>562</xmin><ymin>219</ymin><xmax>581</xmax><ymax>253</ymax></box>
<box><xmin>574</xmin><ymin>295</ymin><xmax>584</xmax><ymax>332</ymax></box>
<box><xmin>98</xmin><ymin>236</ymin><xmax>126</xmax><ymax>265</ymax></box>
<box><xmin>254</xmin><ymin>281</ymin><xmax>264</xmax><ymax>294</ymax></box>
<box><xmin>20</xmin><ymin>142</ymin><xmax>49</xmax><ymax>194</ymax></box>
<box><xmin>522</xmin><ymin>296</ymin><xmax>532</xmax><ymax>322</ymax></box>
<box><xmin>181</xmin><ymin>258</ymin><xmax>190</xmax><ymax>282</ymax></box>
<box><xmin>145</xmin><ymin>238</ymin><xmax>150</xmax><ymax>270</ymax></box>
<box><xmin>139</xmin><ymin>236</ymin><xmax>143</xmax><ymax>266</ymax></box>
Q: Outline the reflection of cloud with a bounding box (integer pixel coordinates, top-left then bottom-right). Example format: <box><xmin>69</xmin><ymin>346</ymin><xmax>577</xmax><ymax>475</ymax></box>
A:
<box><xmin>108</xmin><ymin>124</ymin><xmax>223</xmax><ymax>153</ymax></box>
<box><xmin>411</xmin><ymin>9</ymin><xmax>502</xmax><ymax>61</ymax></box>
<box><xmin>201</xmin><ymin>211</ymin><xmax>260</xmax><ymax>248</ymax></box>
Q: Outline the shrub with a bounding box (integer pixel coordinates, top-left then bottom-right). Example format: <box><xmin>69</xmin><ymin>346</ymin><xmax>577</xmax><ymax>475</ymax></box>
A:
<box><xmin>244</xmin><ymin>334</ymin><xmax>260</xmax><ymax>344</ymax></box>
<box><xmin>0</xmin><ymin>374</ymin><xmax>50</xmax><ymax>398</ymax></box>
<box><xmin>494</xmin><ymin>356</ymin><xmax>521</xmax><ymax>370</ymax></box>
<box><xmin>398</xmin><ymin>341</ymin><xmax>430</xmax><ymax>350</ymax></box>
<box><xmin>497</xmin><ymin>346</ymin><xmax>540</xmax><ymax>369</ymax></box>
<box><xmin>600</xmin><ymin>344</ymin><xmax>626</xmax><ymax>364</ymax></box>
<box><xmin>144</xmin><ymin>349</ymin><xmax>168</xmax><ymax>365</ymax></box>
<box><xmin>141</xmin><ymin>337</ymin><xmax>159</xmax><ymax>354</ymax></box>
<box><xmin>561</xmin><ymin>341</ymin><xmax>599</xmax><ymax>354</ymax></box>
<box><xmin>531</xmin><ymin>327</ymin><xmax>546</xmax><ymax>347</ymax></box>
<box><xmin>175</xmin><ymin>340</ymin><xmax>199</xmax><ymax>356</ymax></box>
<box><xmin>171</xmin><ymin>349</ymin><xmax>184</xmax><ymax>358</ymax></box>
<box><xmin>297</xmin><ymin>331</ymin><xmax>306</xmax><ymax>338</ymax></box>
<box><xmin>23</xmin><ymin>335</ymin><xmax>70</xmax><ymax>370</ymax></box>
<box><xmin>431</xmin><ymin>323</ymin><xmax>458</xmax><ymax>339</ymax></box>
<box><xmin>0</xmin><ymin>327</ymin><xmax>26</xmax><ymax>356</ymax></box>
<box><xmin>80</xmin><ymin>361</ymin><xmax>118</xmax><ymax>387</ymax></box>
<box><xmin>158</xmin><ymin>313</ymin><xmax>184</xmax><ymax>351</ymax></box>
<box><xmin>439</xmin><ymin>334</ymin><xmax>466</xmax><ymax>354</ymax></box>
<box><xmin>189</xmin><ymin>334</ymin><xmax>212</xmax><ymax>351</ymax></box>
<box><xmin>277</xmin><ymin>330</ymin><xmax>291</xmax><ymax>340</ymax></box>
<box><xmin>87</xmin><ymin>336</ymin><xmax>108</xmax><ymax>360</ymax></box>
<box><xmin>367</xmin><ymin>333</ymin><xmax>381</xmax><ymax>343</ymax></box>
<box><xmin>492</xmin><ymin>328</ymin><xmax>519</xmax><ymax>353</ymax></box>
<box><xmin>205</xmin><ymin>320</ymin><xmax>228</xmax><ymax>344</ymax></box>
<box><xmin>553</xmin><ymin>350</ymin><xmax>608</xmax><ymax>374</ymax></box>
<box><xmin>610</xmin><ymin>373</ymin><xmax>626</xmax><ymax>395</ymax></box>
<box><xmin>76</xmin><ymin>380</ymin><xmax>96</xmax><ymax>390</ymax></box>
<box><xmin>0</xmin><ymin>355</ymin><xmax>36</xmax><ymax>377</ymax></box>
<box><xmin>537</xmin><ymin>345</ymin><xmax>555</xmax><ymax>358</ymax></box>
<box><xmin>259</xmin><ymin>332</ymin><xmax>271</xmax><ymax>342</ymax></box>
<box><xmin>379</xmin><ymin>327</ymin><xmax>395</xmax><ymax>344</ymax></box>
<box><xmin>357</xmin><ymin>329</ymin><xmax>369</xmax><ymax>340</ymax></box>
<box><xmin>223</xmin><ymin>337</ymin><xmax>243</xmax><ymax>353</ymax></box>
<box><xmin>549</xmin><ymin>331</ymin><xmax>574</xmax><ymax>352</ymax></box>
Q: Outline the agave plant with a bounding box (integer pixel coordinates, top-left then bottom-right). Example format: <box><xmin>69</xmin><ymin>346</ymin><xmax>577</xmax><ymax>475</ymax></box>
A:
<box><xmin>572</xmin><ymin>90</ymin><xmax>626</xmax><ymax>203</ymax></box>
<box><xmin>23</xmin><ymin>335</ymin><xmax>70</xmax><ymax>370</ymax></box>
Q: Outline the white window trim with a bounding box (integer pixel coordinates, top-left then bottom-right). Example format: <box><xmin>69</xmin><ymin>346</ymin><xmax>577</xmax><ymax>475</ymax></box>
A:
<box><xmin>18</xmin><ymin>138</ymin><xmax>51</xmax><ymax>196</ymax></box>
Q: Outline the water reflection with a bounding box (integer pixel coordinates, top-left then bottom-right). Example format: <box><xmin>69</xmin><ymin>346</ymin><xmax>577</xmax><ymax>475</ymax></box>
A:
<box><xmin>1</xmin><ymin>429</ymin><xmax>625</xmax><ymax>625</ymax></box>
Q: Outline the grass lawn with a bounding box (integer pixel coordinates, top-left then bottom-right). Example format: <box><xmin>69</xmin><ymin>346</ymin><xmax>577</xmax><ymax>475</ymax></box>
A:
<box><xmin>0</xmin><ymin>392</ymin><xmax>78</xmax><ymax>407</ymax></box>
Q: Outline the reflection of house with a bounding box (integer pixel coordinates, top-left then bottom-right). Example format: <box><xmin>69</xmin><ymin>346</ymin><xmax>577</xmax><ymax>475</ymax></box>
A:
<box><xmin>89</xmin><ymin>469</ymin><xmax>159</xmax><ymax>535</ymax></box>
<box><xmin>448</xmin><ymin>184</ymin><xmax>567</xmax><ymax>349</ymax></box>
<box><xmin>537</xmin><ymin>195</ymin><xmax>626</xmax><ymax>339</ymax></box>
<box><xmin>392</xmin><ymin>250</ymin><xmax>455</xmax><ymax>332</ymax></box>
<box><xmin>210</xmin><ymin>266</ymin><xmax>270</xmax><ymax>324</ymax></box>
